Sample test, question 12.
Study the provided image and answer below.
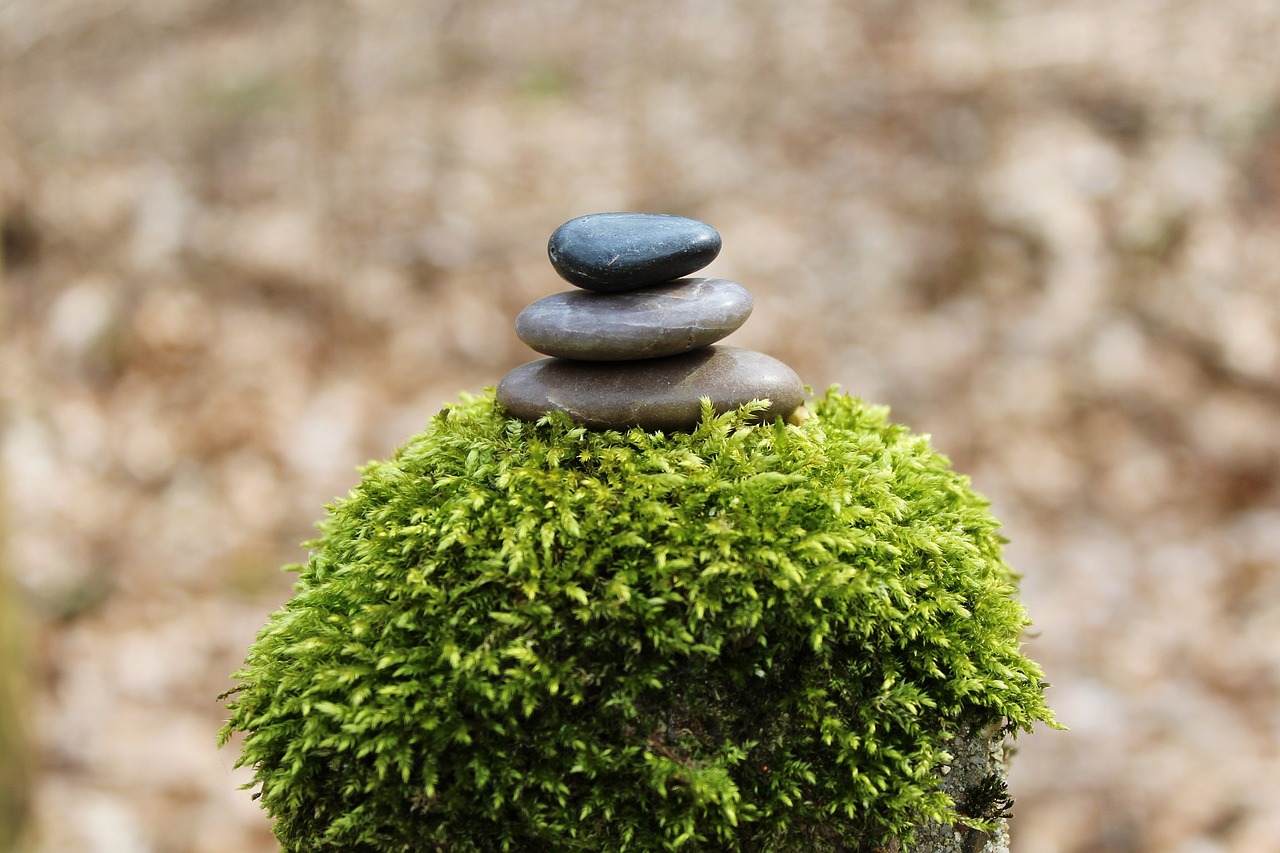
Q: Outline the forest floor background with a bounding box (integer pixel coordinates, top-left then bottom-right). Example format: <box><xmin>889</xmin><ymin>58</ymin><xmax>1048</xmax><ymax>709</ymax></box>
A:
<box><xmin>3</xmin><ymin>2</ymin><xmax>1280</xmax><ymax>850</ymax></box>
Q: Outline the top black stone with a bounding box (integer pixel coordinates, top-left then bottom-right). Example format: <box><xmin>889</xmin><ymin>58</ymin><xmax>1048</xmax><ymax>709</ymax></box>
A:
<box><xmin>548</xmin><ymin>213</ymin><xmax>722</xmax><ymax>292</ymax></box>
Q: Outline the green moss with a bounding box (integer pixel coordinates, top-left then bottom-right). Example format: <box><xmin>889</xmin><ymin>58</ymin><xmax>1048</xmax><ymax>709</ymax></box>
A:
<box><xmin>221</xmin><ymin>388</ymin><xmax>1054</xmax><ymax>852</ymax></box>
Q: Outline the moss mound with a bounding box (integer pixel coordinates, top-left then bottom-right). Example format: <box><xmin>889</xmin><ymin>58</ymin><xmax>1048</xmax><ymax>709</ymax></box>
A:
<box><xmin>221</xmin><ymin>388</ymin><xmax>1054</xmax><ymax>852</ymax></box>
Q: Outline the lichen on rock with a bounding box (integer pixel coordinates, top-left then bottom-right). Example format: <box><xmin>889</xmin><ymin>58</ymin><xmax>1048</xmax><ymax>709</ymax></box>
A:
<box><xmin>221</xmin><ymin>387</ymin><xmax>1055</xmax><ymax>852</ymax></box>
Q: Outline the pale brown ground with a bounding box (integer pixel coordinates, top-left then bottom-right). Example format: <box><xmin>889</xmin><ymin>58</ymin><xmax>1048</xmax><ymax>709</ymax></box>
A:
<box><xmin>3</xmin><ymin>2</ymin><xmax>1280</xmax><ymax>851</ymax></box>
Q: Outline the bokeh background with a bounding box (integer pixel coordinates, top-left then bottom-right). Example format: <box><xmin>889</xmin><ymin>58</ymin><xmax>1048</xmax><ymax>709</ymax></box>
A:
<box><xmin>3</xmin><ymin>1</ymin><xmax>1280</xmax><ymax>850</ymax></box>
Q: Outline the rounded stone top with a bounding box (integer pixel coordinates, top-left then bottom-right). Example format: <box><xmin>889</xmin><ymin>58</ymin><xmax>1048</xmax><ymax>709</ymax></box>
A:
<box><xmin>514</xmin><ymin>277</ymin><xmax>754</xmax><ymax>361</ymax></box>
<box><xmin>547</xmin><ymin>213</ymin><xmax>722</xmax><ymax>292</ymax></box>
<box><xmin>496</xmin><ymin>346</ymin><xmax>804</xmax><ymax>432</ymax></box>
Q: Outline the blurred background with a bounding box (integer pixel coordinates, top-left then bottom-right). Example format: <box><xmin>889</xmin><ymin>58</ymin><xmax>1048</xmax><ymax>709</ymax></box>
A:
<box><xmin>2</xmin><ymin>1</ymin><xmax>1279</xmax><ymax>850</ymax></box>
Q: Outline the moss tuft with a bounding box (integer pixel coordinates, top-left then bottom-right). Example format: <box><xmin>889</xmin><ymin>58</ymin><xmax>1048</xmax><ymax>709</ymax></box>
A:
<box><xmin>221</xmin><ymin>388</ymin><xmax>1054</xmax><ymax>852</ymax></box>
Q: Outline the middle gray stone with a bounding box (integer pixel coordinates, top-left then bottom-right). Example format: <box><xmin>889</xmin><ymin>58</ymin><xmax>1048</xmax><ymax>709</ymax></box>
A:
<box><xmin>515</xmin><ymin>277</ymin><xmax>753</xmax><ymax>361</ymax></box>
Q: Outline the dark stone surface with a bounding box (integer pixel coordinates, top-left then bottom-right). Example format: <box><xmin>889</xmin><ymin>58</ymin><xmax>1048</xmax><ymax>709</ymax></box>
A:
<box><xmin>496</xmin><ymin>346</ymin><xmax>804</xmax><ymax>431</ymax></box>
<box><xmin>547</xmin><ymin>213</ymin><xmax>721</xmax><ymax>292</ymax></box>
<box><xmin>515</xmin><ymin>278</ymin><xmax>753</xmax><ymax>361</ymax></box>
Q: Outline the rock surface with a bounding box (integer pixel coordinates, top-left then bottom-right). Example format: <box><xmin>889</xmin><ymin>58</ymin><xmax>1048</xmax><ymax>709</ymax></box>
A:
<box><xmin>908</xmin><ymin>719</ymin><xmax>1012</xmax><ymax>853</ymax></box>
<box><xmin>514</xmin><ymin>277</ymin><xmax>753</xmax><ymax>361</ymax></box>
<box><xmin>547</xmin><ymin>212</ymin><xmax>721</xmax><ymax>292</ymax></box>
<box><xmin>496</xmin><ymin>346</ymin><xmax>804</xmax><ymax>431</ymax></box>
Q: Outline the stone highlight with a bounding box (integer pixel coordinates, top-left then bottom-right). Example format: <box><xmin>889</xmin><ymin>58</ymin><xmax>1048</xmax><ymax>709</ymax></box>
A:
<box><xmin>514</xmin><ymin>278</ymin><xmax>753</xmax><ymax>361</ymax></box>
<box><xmin>547</xmin><ymin>212</ymin><xmax>721</xmax><ymax>292</ymax></box>
<box><xmin>496</xmin><ymin>346</ymin><xmax>804</xmax><ymax>432</ymax></box>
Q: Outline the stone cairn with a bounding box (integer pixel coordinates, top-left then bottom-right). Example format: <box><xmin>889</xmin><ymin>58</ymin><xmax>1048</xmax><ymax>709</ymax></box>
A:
<box><xmin>497</xmin><ymin>212</ymin><xmax>805</xmax><ymax>432</ymax></box>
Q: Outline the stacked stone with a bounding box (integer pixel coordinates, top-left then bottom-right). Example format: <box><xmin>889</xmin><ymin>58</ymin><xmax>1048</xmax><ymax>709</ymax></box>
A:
<box><xmin>497</xmin><ymin>213</ymin><xmax>805</xmax><ymax>432</ymax></box>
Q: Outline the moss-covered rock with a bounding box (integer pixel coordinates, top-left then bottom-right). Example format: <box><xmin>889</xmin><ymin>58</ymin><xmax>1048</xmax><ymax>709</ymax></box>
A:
<box><xmin>221</xmin><ymin>388</ymin><xmax>1054</xmax><ymax>852</ymax></box>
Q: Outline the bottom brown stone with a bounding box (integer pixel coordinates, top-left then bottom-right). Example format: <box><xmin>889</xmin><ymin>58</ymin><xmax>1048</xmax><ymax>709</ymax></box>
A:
<box><xmin>496</xmin><ymin>346</ymin><xmax>804</xmax><ymax>432</ymax></box>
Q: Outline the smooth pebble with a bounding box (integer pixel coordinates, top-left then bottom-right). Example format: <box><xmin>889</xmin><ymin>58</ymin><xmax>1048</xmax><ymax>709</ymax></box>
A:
<box><xmin>547</xmin><ymin>213</ymin><xmax>721</xmax><ymax>292</ymax></box>
<box><xmin>496</xmin><ymin>346</ymin><xmax>804</xmax><ymax>432</ymax></box>
<box><xmin>515</xmin><ymin>278</ymin><xmax>753</xmax><ymax>361</ymax></box>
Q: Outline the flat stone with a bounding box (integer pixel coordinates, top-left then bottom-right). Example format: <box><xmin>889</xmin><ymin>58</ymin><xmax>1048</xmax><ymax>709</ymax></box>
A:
<box><xmin>515</xmin><ymin>278</ymin><xmax>753</xmax><ymax>361</ymax></box>
<box><xmin>548</xmin><ymin>213</ymin><xmax>721</xmax><ymax>292</ymax></box>
<box><xmin>496</xmin><ymin>346</ymin><xmax>804</xmax><ymax>432</ymax></box>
